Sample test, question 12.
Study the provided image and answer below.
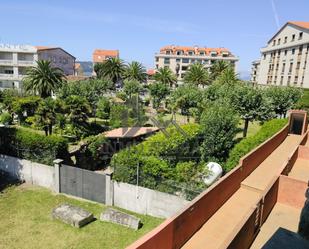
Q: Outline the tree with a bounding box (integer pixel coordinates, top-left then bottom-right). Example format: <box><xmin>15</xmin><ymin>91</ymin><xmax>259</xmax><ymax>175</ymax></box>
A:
<box><xmin>64</xmin><ymin>95</ymin><xmax>91</xmax><ymax>137</ymax></box>
<box><xmin>94</xmin><ymin>58</ymin><xmax>126</xmax><ymax>86</ymax></box>
<box><xmin>35</xmin><ymin>97</ymin><xmax>57</xmax><ymax>136</ymax></box>
<box><xmin>153</xmin><ymin>67</ymin><xmax>177</xmax><ymax>88</ymax></box>
<box><xmin>215</xmin><ymin>67</ymin><xmax>239</xmax><ymax>85</ymax></box>
<box><xmin>184</xmin><ymin>63</ymin><xmax>210</xmax><ymax>88</ymax></box>
<box><xmin>23</xmin><ymin>60</ymin><xmax>65</xmax><ymax>98</ymax></box>
<box><xmin>169</xmin><ymin>84</ymin><xmax>202</xmax><ymax>122</ymax></box>
<box><xmin>200</xmin><ymin>102</ymin><xmax>239</xmax><ymax>163</ymax></box>
<box><xmin>148</xmin><ymin>82</ymin><xmax>170</xmax><ymax>110</ymax></box>
<box><xmin>123</xmin><ymin>79</ymin><xmax>142</xmax><ymax>100</ymax></box>
<box><xmin>124</xmin><ymin>61</ymin><xmax>147</xmax><ymax>83</ymax></box>
<box><xmin>109</xmin><ymin>104</ymin><xmax>131</xmax><ymax>128</ymax></box>
<box><xmin>264</xmin><ymin>86</ymin><xmax>302</xmax><ymax>118</ymax></box>
<box><xmin>96</xmin><ymin>97</ymin><xmax>111</xmax><ymax>119</ymax></box>
<box><xmin>12</xmin><ymin>96</ymin><xmax>41</xmax><ymax>124</ymax></box>
<box><xmin>231</xmin><ymin>85</ymin><xmax>265</xmax><ymax>137</ymax></box>
<box><xmin>210</xmin><ymin>60</ymin><xmax>230</xmax><ymax>81</ymax></box>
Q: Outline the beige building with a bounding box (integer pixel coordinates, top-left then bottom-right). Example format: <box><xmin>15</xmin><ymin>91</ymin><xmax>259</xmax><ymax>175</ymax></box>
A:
<box><xmin>0</xmin><ymin>44</ymin><xmax>38</xmax><ymax>90</ymax></box>
<box><xmin>252</xmin><ymin>21</ymin><xmax>309</xmax><ymax>88</ymax></box>
<box><xmin>251</xmin><ymin>60</ymin><xmax>260</xmax><ymax>82</ymax></box>
<box><xmin>154</xmin><ymin>45</ymin><xmax>238</xmax><ymax>80</ymax></box>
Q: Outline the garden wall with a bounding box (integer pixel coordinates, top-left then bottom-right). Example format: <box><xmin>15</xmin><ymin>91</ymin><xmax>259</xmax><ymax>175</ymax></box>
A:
<box><xmin>113</xmin><ymin>181</ymin><xmax>189</xmax><ymax>218</ymax></box>
<box><xmin>0</xmin><ymin>154</ymin><xmax>55</xmax><ymax>190</ymax></box>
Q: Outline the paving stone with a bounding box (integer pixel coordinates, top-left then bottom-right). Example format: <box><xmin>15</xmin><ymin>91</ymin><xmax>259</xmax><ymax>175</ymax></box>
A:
<box><xmin>100</xmin><ymin>208</ymin><xmax>141</xmax><ymax>230</ymax></box>
<box><xmin>52</xmin><ymin>203</ymin><xmax>94</xmax><ymax>228</ymax></box>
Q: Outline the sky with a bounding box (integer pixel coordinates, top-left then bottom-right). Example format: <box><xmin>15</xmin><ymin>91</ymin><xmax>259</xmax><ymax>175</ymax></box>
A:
<box><xmin>0</xmin><ymin>0</ymin><xmax>308</xmax><ymax>79</ymax></box>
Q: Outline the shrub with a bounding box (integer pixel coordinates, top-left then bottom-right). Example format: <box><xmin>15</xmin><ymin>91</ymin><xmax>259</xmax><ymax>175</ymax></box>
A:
<box><xmin>225</xmin><ymin>118</ymin><xmax>288</xmax><ymax>171</ymax></box>
<box><xmin>96</xmin><ymin>97</ymin><xmax>110</xmax><ymax>119</ymax></box>
<box><xmin>0</xmin><ymin>113</ymin><xmax>13</xmax><ymax>125</ymax></box>
<box><xmin>0</xmin><ymin>127</ymin><xmax>70</xmax><ymax>165</ymax></box>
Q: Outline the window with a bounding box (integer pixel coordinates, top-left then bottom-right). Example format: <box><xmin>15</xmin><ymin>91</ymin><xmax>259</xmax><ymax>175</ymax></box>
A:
<box><xmin>155</xmin><ymin>57</ymin><xmax>159</xmax><ymax>62</ymax></box>
<box><xmin>166</xmin><ymin>50</ymin><xmax>171</xmax><ymax>55</ymax></box>
<box><xmin>182</xmin><ymin>58</ymin><xmax>189</xmax><ymax>63</ymax></box>
<box><xmin>299</xmin><ymin>45</ymin><xmax>303</xmax><ymax>55</ymax></box>
<box><xmin>287</xmin><ymin>76</ymin><xmax>291</xmax><ymax>85</ymax></box>
<box><xmin>273</xmin><ymin>40</ymin><xmax>276</xmax><ymax>46</ymax></box>
<box><xmin>282</xmin><ymin>63</ymin><xmax>285</xmax><ymax>73</ymax></box>
<box><xmin>299</xmin><ymin>32</ymin><xmax>303</xmax><ymax>40</ymax></box>
<box><xmin>176</xmin><ymin>50</ymin><xmax>183</xmax><ymax>55</ymax></box>
<box><xmin>280</xmin><ymin>76</ymin><xmax>284</xmax><ymax>85</ymax></box>
<box><xmin>304</xmin><ymin>61</ymin><xmax>307</xmax><ymax>69</ymax></box>
<box><xmin>294</xmin><ymin>76</ymin><xmax>298</xmax><ymax>84</ymax></box>
<box><xmin>4</xmin><ymin>69</ymin><xmax>13</xmax><ymax>74</ymax></box>
<box><xmin>263</xmin><ymin>54</ymin><xmax>266</xmax><ymax>60</ymax></box>
<box><xmin>289</xmin><ymin>62</ymin><xmax>293</xmax><ymax>73</ymax></box>
<box><xmin>181</xmin><ymin>66</ymin><xmax>188</xmax><ymax>71</ymax></box>
<box><xmin>285</xmin><ymin>50</ymin><xmax>288</xmax><ymax>56</ymax></box>
<box><xmin>284</xmin><ymin>36</ymin><xmax>288</xmax><ymax>43</ymax></box>
<box><xmin>274</xmin><ymin>76</ymin><xmax>277</xmax><ymax>84</ymax></box>
<box><xmin>292</xmin><ymin>34</ymin><xmax>295</xmax><ymax>41</ymax></box>
<box><xmin>296</xmin><ymin>62</ymin><xmax>301</xmax><ymax>70</ymax></box>
<box><xmin>292</xmin><ymin>48</ymin><xmax>295</xmax><ymax>55</ymax></box>
<box><xmin>199</xmin><ymin>52</ymin><xmax>205</xmax><ymax>56</ymax></box>
<box><xmin>188</xmin><ymin>51</ymin><xmax>194</xmax><ymax>56</ymax></box>
<box><xmin>278</xmin><ymin>38</ymin><xmax>281</xmax><ymax>45</ymax></box>
<box><xmin>164</xmin><ymin>58</ymin><xmax>170</xmax><ymax>64</ymax></box>
<box><xmin>176</xmin><ymin>58</ymin><xmax>181</xmax><ymax>62</ymax></box>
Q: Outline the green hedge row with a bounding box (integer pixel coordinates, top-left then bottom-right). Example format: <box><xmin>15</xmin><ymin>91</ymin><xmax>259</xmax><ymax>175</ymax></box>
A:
<box><xmin>224</xmin><ymin>118</ymin><xmax>288</xmax><ymax>171</ymax></box>
<box><xmin>0</xmin><ymin>127</ymin><xmax>70</xmax><ymax>165</ymax></box>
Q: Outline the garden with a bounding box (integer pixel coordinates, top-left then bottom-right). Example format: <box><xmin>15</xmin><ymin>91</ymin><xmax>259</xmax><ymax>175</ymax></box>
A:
<box><xmin>0</xmin><ymin>58</ymin><xmax>304</xmax><ymax>199</ymax></box>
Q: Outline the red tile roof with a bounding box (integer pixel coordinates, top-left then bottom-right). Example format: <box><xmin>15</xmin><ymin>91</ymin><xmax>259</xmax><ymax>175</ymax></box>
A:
<box><xmin>93</xmin><ymin>49</ymin><xmax>119</xmax><ymax>63</ymax></box>
<box><xmin>147</xmin><ymin>69</ymin><xmax>156</xmax><ymax>76</ymax></box>
<box><xmin>288</xmin><ymin>21</ymin><xmax>309</xmax><ymax>29</ymax></box>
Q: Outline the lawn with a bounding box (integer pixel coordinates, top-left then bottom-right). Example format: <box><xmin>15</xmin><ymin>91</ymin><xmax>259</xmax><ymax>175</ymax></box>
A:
<box><xmin>236</xmin><ymin>121</ymin><xmax>262</xmax><ymax>139</ymax></box>
<box><xmin>0</xmin><ymin>184</ymin><xmax>163</xmax><ymax>249</ymax></box>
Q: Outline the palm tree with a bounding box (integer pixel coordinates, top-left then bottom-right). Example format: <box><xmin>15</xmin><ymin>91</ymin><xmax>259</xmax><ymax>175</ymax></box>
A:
<box><xmin>210</xmin><ymin>60</ymin><xmax>230</xmax><ymax>81</ymax></box>
<box><xmin>23</xmin><ymin>60</ymin><xmax>65</xmax><ymax>98</ymax></box>
<box><xmin>124</xmin><ymin>61</ymin><xmax>147</xmax><ymax>83</ymax></box>
<box><xmin>35</xmin><ymin>97</ymin><xmax>56</xmax><ymax>136</ymax></box>
<box><xmin>153</xmin><ymin>67</ymin><xmax>177</xmax><ymax>88</ymax></box>
<box><xmin>64</xmin><ymin>95</ymin><xmax>91</xmax><ymax>127</ymax></box>
<box><xmin>216</xmin><ymin>67</ymin><xmax>239</xmax><ymax>85</ymax></box>
<box><xmin>96</xmin><ymin>58</ymin><xmax>126</xmax><ymax>85</ymax></box>
<box><xmin>184</xmin><ymin>63</ymin><xmax>210</xmax><ymax>88</ymax></box>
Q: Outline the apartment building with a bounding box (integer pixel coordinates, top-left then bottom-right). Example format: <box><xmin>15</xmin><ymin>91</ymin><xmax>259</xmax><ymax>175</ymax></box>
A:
<box><xmin>92</xmin><ymin>49</ymin><xmax>119</xmax><ymax>64</ymax></box>
<box><xmin>154</xmin><ymin>45</ymin><xmax>238</xmax><ymax>80</ymax></box>
<box><xmin>251</xmin><ymin>60</ymin><xmax>260</xmax><ymax>83</ymax></box>
<box><xmin>36</xmin><ymin>46</ymin><xmax>76</xmax><ymax>75</ymax></box>
<box><xmin>252</xmin><ymin>21</ymin><xmax>309</xmax><ymax>88</ymax></box>
<box><xmin>0</xmin><ymin>44</ymin><xmax>38</xmax><ymax>90</ymax></box>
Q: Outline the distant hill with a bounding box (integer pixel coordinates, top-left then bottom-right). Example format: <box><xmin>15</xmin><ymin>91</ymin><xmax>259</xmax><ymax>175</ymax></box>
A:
<box><xmin>77</xmin><ymin>61</ymin><xmax>93</xmax><ymax>76</ymax></box>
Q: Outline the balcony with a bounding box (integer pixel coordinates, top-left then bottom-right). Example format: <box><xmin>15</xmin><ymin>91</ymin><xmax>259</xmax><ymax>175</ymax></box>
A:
<box><xmin>18</xmin><ymin>60</ymin><xmax>35</xmax><ymax>66</ymax></box>
<box><xmin>0</xmin><ymin>73</ymin><xmax>14</xmax><ymax>79</ymax></box>
<box><xmin>0</xmin><ymin>60</ymin><xmax>13</xmax><ymax>66</ymax></box>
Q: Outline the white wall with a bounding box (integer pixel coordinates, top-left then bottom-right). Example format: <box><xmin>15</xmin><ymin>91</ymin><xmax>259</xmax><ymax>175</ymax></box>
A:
<box><xmin>0</xmin><ymin>154</ymin><xmax>55</xmax><ymax>190</ymax></box>
<box><xmin>113</xmin><ymin>181</ymin><xmax>189</xmax><ymax>218</ymax></box>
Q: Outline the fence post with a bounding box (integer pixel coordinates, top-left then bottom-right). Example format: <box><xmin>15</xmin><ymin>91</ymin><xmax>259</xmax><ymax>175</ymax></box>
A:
<box><xmin>104</xmin><ymin>168</ymin><xmax>114</xmax><ymax>206</ymax></box>
<box><xmin>53</xmin><ymin>159</ymin><xmax>63</xmax><ymax>193</ymax></box>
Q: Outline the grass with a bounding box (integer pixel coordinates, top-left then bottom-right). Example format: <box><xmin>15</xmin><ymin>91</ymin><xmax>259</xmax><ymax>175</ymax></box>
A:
<box><xmin>236</xmin><ymin>121</ymin><xmax>262</xmax><ymax>139</ymax></box>
<box><xmin>0</xmin><ymin>185</ymin><xmax>163</xmax><ymax>249</ymax></box>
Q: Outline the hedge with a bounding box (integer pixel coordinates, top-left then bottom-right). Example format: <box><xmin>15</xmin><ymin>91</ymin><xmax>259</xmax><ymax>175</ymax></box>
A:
<box><xmin>224</xmin><ymin>118</ymin><xmax>288</xmax><ymax>171</ymax></box>
<box><xmin>111</xmin><ymin>123</ymin><xmax>204</xmax><ymax>199</ymax></box>
<box><xmin>0</xmin><ymin>127</ymin><xmax>69</xmax><ymax>165</ymax></box>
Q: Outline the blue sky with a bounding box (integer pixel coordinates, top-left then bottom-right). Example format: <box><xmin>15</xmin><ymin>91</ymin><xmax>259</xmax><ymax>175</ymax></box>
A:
<box><xmin>0</xmin><ymin>0</ymin><xmax>308</xmax><ymax>78</ymax></box>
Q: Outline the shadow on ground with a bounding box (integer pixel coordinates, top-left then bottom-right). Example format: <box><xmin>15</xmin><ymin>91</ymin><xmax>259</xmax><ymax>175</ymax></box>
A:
<box><xmin>0</xmin><ymin>170</ymin><xmax>21</xmax><ymax>192</ymax></box>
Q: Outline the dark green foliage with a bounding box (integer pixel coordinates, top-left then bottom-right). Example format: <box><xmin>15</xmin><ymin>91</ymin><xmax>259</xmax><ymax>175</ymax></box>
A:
<box><xmin>0</xmin><ymin>127</ymin><xmax>69</xmax><ymax>165</ymax></box>
<box><xmin>0</xmin><ymin>112</ymin><xmax>13</xmax><ymax>125</ymax></box>
<box><xmin>111</xmin><ymin>124</ymin><xmax>206</xmax><ymax>199</ymax></box>
<box><xmin>109</xmin><ymin>104</ymin><xmax>131</xmax><ymax>128</ymax></box>
<box><xmin>12</xmin><ymin>96</ymin><xmax>41</xmax><ymax>124</ymax></box>
<box><xmin>153</xmin><ymin>67</ymin><xmax>177</xmax><ymax>87</ymax></box>
<box><xmin>123</xmin><ymin>61</ymin><xmax>147</xmax><ymax>83</ymax></box>
<box><xmin>96</xmin><ymin>97</ymin><xmax>111</xmax><ymax>119</ymax></box>
<box><xmin>296</xmin><ymin>89</ymin><xmax>309</xmax><ymax>112</ymax></box>
<box><xmin>148</xmin><ymin>82</ymin><xmax>170</xmax><ymax>110</ymax></box>
<box><xmin>183</xmin><ymin>63</ymin><xmax>210</xmax><ymax>87</ymax></box>
<box><xmin>225</xmin><ymin>118</ymin><xmax>288</xmax><ymax>171</ymax></box>
<box><xmin>123</xmin><ymin>79</ymin><xmax>142</xmax><ymax>99</ymax></box>
<box><xmin>200</xmin><ymin>102</ymin><xmax>239</xmax><ymax>163</ymax></box>
<box><xmin>94</xmin><ymin>58</ymin><xmax>126</xmax><ymax>85</ymax></box>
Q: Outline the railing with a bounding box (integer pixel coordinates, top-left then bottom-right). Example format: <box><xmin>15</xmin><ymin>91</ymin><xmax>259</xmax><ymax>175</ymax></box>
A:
<box><xmin>0</xmin><ymin>60</ymin><xmax>13</xmax><ymax>65</ymax></box>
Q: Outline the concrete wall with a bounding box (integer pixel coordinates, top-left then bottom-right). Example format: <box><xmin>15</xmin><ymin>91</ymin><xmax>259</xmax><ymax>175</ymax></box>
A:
<box><xmin>113</xmin><ymin>181</ymin><xmax>189</xmax><ymax>218</ymax></box>
<box><xmin>0</xmin><ymin>154</ymin><xmax>55</xmax><ymax>190</ymax></box>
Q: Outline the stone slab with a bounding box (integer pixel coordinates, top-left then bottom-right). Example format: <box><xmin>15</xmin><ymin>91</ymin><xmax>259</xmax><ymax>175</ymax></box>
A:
<box><xmin>100</xmin><ymin>208</ymin><xmax>141</xmax><ymax>230</ymax></box>
<box><xmin>52</xmin><ymin>203</ymin><xmax>94</xmax><ymax>228</ymax></box>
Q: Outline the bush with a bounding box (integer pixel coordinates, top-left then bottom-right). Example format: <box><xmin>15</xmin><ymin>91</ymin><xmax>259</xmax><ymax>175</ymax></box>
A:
<box><xmin>111</xmin><ymin>123</ymin><xmax>205</xmax><ymax>198</ymax></box>
<box><xmin>0</xmin><ymin>113</ymin><xmax>13</xmax><ymax>125</ymax></box>
<box><xmin>0</xmin><ymin>127</ymin><xmax>70</xmax><ymax>165</ymax></box>
<box><xmin>96</xmin><ymin>97</ymin><xmax>110</xmax><ymax>119</ymax></box>
<box><xmin>225</xmin><ymin>118</ymin><xmax>288</xmax><ymax>171</ymax></box>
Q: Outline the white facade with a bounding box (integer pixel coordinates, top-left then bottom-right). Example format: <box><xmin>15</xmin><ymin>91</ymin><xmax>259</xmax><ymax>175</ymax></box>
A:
<box><xmin>155</xmin><ymin>46</ymin><xmax>238</xmax><ymax>81</ymax></box>
<box><xmin>0</xmin><ymin>44</ymin><xmax>38</xmax><ymax>90</ymax></box>
<box><xmin>253</xmin><ymin>22</ymin><xmax>309</xmax><ymax>88</ymax></box>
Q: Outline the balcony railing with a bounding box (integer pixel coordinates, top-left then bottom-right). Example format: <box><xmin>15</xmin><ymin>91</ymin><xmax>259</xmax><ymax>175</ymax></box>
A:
<box><xmin>0</xmin><ymin>73</ymin><xmax>14</xmax><ymax>79</ymax></box>
<box><xmin>18</xmin><ymin>60</ymin><xmax>35</xmax><ymax>65</ymax></box>
<box><xmin>0</xmin><ymin>60</ymin><xmax>13</xmax><ymax>65</ymax></box>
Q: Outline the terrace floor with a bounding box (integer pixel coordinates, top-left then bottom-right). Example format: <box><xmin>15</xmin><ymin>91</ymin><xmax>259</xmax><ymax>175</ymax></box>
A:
<box><xmin>250</xmin><ymin>203</ymin><xmax>301</xmax><ymax>249</ymax></box>
<box><xmin>289</xmin><ymin>158</ymin><xmax>309</xmax><ymax>182</ymax></box>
